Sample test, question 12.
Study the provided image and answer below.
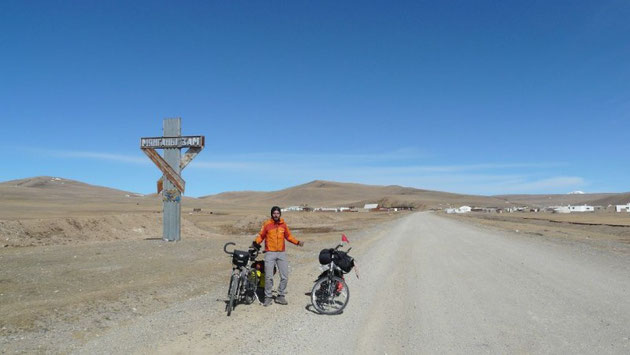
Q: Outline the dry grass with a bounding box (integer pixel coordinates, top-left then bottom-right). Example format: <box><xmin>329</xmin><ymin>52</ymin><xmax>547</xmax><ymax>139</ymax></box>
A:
<box><xmin>443</xmin><ymin>211</ymin><xmax>630</xmax><ymax>249</ymax></box>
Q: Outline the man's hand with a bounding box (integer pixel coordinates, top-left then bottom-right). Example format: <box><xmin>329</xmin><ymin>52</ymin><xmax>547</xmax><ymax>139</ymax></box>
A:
<box><xmin>298</xmin><ymin>241</ymin><xmax>304</xmax><ymax>247</ymax></box>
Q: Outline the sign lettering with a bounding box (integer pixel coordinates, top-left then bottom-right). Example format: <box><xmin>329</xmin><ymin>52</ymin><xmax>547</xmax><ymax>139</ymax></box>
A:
<box><xmin>140</xmin><ymin>136</ymin><xmax>204</xmax><ymax>149</ymax></box>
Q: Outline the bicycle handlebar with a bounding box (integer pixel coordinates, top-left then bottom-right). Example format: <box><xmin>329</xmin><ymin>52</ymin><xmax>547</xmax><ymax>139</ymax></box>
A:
<box><xmin>249</xmin><ymin>248</ymin><xmax>259</xmax><ymax>259</ymax></box>
<box><xmin>223</xmin><ymin>242</ymin><xmax>235</xmax><ymax>255</ymax></box>
<box><xmin>224</xmin><ymin>241</ymin><xmax>261</xmax><ymax>261</ymax></box>
<box><xmin>333</xmin><ymin>244</ymin><xmax>352</xmax><ymax>254</ymax></box>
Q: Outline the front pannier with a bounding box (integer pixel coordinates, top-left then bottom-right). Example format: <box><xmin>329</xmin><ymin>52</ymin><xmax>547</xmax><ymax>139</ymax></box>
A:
<box><xmin>319</xmin><ymin>248</ymin><xmax>333</xmax><ymax>265</ymax></box>
<box><xmin>333</xmin><ymin>250</ymin><xmax>354</xmax><ymax>273</ymax></box>
<box><xmin>232</xmin><ymin>249</ymin><xmax>249</xmax><ymax>267</ymax></box>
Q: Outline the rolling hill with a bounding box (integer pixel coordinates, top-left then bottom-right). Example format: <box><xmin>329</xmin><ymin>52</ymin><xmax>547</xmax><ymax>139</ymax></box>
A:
<box><xmin>0</xmin><ymin>176</ymin><xmax>163</xmax><ymax>218</ymax></box>
<box><xmin>2</xmin><ymin>177</ymin><xmax>627</xmax><ymax>218</ymax></box>
<box><xmin>200</xmin><ymin>180</ymin><xmax>512</xmax><ymax>209</ymax></box>
<box><xmin>492</xmin><ymin>193</ymin><xmax>620</xmax><ymax>208</ymax></box>
<box><xmin>584</xmin><ymin>192</ymin><xmax>630</xmax><ymax>207</ymax></box>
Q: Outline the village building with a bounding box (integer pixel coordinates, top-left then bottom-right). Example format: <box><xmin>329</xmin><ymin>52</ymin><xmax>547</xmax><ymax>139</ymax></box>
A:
<box><xmin>616</xmin><ymin>203</ymin><xmax>630</xmax><ymax>212</ymax></box>
<box><xmin>552</xmin><ymin>206</ymin><xmax>571</xmax><ymax>213</ymax></box>
<box><xmin>504</xmin><ymin>206</ymin><xmax>529</xmax><ymax>213</ymax></box>
<box><xmin>468</xmin><ymin>207</ymin><xmax>499</xmax><ymax>213</ymax></box>
<box><xmin>314</xmin><ymin>207</ymin><xmax>339</xmax><ymax>212</ymax></box>
<box><xmin>390</xmin><ymin>206</ymin><xmax>414</xmax><ymax>211</ymax></box>
<box><xmin>361</xmin><ymin>203</ymin><xmax>379</xmax><ymax>212</ymax></box>
<box><xmin>549</xmin><ymin>205</ymin><xmax>595</xmax><ymax>213</ymax></box>
<box><xmin>445</xmin><ymin>206</ymin><xmax>471</xmax><ymax>214</ymax></box>
<box><xmin>568</xmin><ymin>205</ymin><xmax>595</xmax><ymax>212</ymax></box>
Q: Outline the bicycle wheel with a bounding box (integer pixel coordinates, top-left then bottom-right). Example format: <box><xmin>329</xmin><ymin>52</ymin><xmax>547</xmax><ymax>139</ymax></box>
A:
<box><xmin>310</xmin><ymin>276</ymin><xmax>349</xmax><ymax>315</ymax></box>
<box><xmin>227</xmin><ymin>273</ymin><xmax>239</xmax><ymax>316</ymax></box>
<box><xmin>225</xmin><ymin>274</ymin><xmax>233</xmax><ymax>311</ymax></box>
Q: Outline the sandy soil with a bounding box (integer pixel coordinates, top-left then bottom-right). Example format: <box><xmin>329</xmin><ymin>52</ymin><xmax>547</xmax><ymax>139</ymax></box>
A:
<box><xmin>16</xmin><ymin>212</ymin><xmax>628</xmax><ymax>354</ymax></box>
<box><xmin>0</xmin><ymin>209</ymin><xmax>404</xmax><ymax>353</ymax></box>
<box><xmin>441</xmin><ymin>211</ymin><xmax>630</xmax><ymax>255</ymax></box>
<box><xmin>2</xmin><ymin>176</ymin><xmax>629</xmax><ymax>353</ymax></box>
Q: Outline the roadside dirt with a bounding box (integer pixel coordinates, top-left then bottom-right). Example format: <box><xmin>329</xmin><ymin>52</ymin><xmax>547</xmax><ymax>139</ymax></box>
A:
<box><xmin>0</xmin><ymin>210</ymin><xmax>404</xmax><ymax>353</ymax></box>
<box><xmin>441</xmin><ymin>212</ymin><xmax>630</xmax><ymax>255</ymax></box>
<box><xmin>70</xmin><ymin>213</ymin><xmax>630</xmax><ymax>353</ymax></box>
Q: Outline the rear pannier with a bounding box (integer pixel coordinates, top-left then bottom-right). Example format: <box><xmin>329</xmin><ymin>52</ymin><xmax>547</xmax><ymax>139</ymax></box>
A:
<box><xmin>232</xmin><ymin>250</ymin><xmax>249</xmax><ymax>267</ymax></box>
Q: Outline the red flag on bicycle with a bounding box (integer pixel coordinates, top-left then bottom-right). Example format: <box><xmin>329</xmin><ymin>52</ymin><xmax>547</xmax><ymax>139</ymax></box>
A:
<box><xmin>341</xmin><ymin>234</ymin><xmax>349</xmax><ymax>243</ymax></box>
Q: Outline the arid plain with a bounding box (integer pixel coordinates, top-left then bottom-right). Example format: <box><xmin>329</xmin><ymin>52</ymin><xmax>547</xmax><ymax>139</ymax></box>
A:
<box><xmin>1</xmin><ymin>177</ymin><xmax>629</xmax><ymax>352</ymax></box>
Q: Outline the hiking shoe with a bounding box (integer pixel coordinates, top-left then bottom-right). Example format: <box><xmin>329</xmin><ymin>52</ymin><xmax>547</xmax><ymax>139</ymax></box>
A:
<box><xmin>263</xmin><ymin>298</ymin><xmax>273</xmax><ymax>307</ymax></box>
<box><xmin>275</xmin><ymin>296</ymin><xmax>288</xmax><ymax>305</ymax></box>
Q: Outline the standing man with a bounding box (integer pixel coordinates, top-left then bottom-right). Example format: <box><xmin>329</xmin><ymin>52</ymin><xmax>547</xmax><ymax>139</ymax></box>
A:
<box><xmin>252</xmin><ymin>206</ymin><xmax>304</xmax><ymax>306</ymax></box>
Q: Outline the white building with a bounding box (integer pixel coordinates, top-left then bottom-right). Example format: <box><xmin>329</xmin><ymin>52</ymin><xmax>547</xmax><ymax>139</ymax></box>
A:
<box><xmin>363</xmin><ymin>203</ymin><xmax>379</xmax><ymax>210</ymax></box>
<box><xmin>553</xmin><ymin>206</ymin><xmax>571</xmax><ymax>213</ymax></box>
<box><xmin>616</xmin><ymin>204</ymin><xmax>630</xmax><ymax>212</ymax></box>
<box><xmin>568</xmin><ymin>205</ymin><xmax>594</xmax><ymax>212</ymax></box>
<box><xmin>282</xmin><ymin>206</ymin><xmax>304</xmax><ymax>212</ymax></box>
<box><xmin>314</xmin><ymin>207</ymin><xmax>339</xmax><ymax>212</ymax></box>
<box><xmin>445</xmin><ymin>206</ymin><xmax>471</xmax><ymax>214</ymax></box>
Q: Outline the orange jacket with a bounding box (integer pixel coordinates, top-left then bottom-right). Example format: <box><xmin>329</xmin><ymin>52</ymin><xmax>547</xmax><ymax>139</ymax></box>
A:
<box><xmin>254</xmin><ymin>218</ymin><xmax>300</xmax><ymax>252</ymax></box>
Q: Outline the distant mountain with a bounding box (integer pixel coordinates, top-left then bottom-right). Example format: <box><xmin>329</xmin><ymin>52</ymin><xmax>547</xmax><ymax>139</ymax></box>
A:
<box><xmin>0</xmin><ymin>176</ymin><xmax>141</xmax><ymax>199</ymax></box>
<box><xmin>584</xmin><ymin>192</ymin><xmax>630</xmax><ymax>207</ymax></box>
<box><xmin>0</xmin><ymin>176</ymin><xmax>168</xmax><ymax>218</ymax></box>
<box><xmin>200</xmin><ymin>190</ymin><xmax>268</xmax><ymax>203</ymax></box>
<box><xmin>2</xmin><ymin>177</ymin><xmax>627</xmax><ymax>216</ymax></box>
<box><xmin>200</xmin><ymin>180</ymin><xmax>510</xmax><ymax>209</ymax></box>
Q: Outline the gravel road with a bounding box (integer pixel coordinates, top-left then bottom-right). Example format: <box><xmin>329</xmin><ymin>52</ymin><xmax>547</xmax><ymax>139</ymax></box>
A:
<box><xmin>76</xmin><ymin>212</ymin><xmax>630</xmax><ymax>354</ymax></box>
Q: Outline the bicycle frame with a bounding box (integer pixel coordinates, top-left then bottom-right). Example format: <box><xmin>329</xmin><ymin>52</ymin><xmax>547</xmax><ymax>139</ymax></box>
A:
<box><xmin>235</xmin><ymin>264</ymin><xmax>259</xmax><ymax>300</ymax></box>
<box><xmin>224</xmin><ymin>242</ymin><xmax>261</xmax><ymax>316</ymax></box>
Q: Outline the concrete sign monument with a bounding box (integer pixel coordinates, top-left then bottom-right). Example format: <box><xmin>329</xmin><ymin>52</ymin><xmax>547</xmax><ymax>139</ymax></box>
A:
<box><xmin>141</xmin><ymin>117</ymin><xmax>204</xmax><ymax>241</ymax></box>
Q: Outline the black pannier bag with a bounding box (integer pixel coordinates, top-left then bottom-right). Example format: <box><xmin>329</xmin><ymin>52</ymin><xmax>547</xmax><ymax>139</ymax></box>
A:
<box><xmin>333</xmin><ymin>250</ymin><xmax>355</xmax><ymax>273</ymax></box>
<box><xmin>319</xmin><ymin>248</ymin><xmax>333</xmax><ymax>265</ymax></box>
<box><xmin>232</xmin><ymin>249</ymin><xmax>249</xmax><ymax>267</ymax></box>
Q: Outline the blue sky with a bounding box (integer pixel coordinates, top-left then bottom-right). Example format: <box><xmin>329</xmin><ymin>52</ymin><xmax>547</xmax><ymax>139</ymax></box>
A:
<box><xmin>1</xmin><ymin>1</ymin><xmax>628</xmax><ymax>197</ymax></box>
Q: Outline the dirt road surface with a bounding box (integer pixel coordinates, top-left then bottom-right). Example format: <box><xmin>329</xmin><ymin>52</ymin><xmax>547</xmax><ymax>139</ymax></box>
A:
<box><xmin>66</xmin><ymin>212</ymin><xmax>630</xmax><ymax>354</ymax></box>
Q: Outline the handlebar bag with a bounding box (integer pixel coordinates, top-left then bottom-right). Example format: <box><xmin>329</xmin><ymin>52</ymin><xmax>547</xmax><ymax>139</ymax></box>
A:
<box><xmin>334</xmin><ymin>250</ymin><xmax>355</xmax><ymax>273</ymax></box>
<box><xmin>319</xmin><ymin>248</ymin><xmax>333</xmax><ymax>265</ymax></box>
<box><xmin>232</xmin><ymin>250</ymin><xmax>250</xmax><ymax>267</ymax></box>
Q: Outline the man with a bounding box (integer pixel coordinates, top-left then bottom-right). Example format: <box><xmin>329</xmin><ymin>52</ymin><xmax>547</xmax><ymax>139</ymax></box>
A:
<box><xmin>252</xmin><ymin>206</ymin><xmax>304</xmax><ymax>306</ymax></box>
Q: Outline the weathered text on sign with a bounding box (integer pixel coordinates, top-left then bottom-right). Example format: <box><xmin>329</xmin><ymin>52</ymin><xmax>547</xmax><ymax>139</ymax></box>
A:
<box><xmin>140</xmin><ymin>118</ymin><xmax>205</xmax><ymax>242</ymax></box>
<box><xmin>140</xmin><ymin>136</ymin><xmax>205</xmax><ymax>149</ymax></box>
